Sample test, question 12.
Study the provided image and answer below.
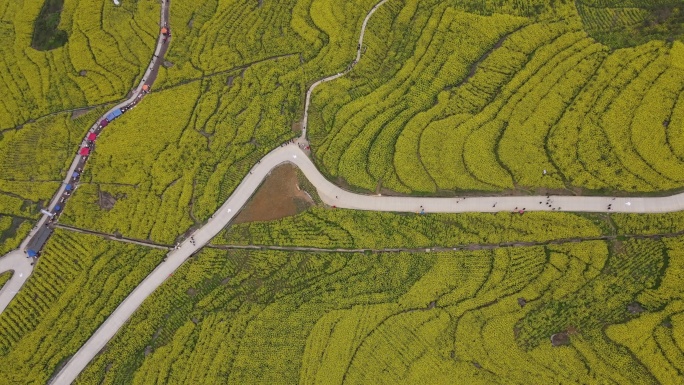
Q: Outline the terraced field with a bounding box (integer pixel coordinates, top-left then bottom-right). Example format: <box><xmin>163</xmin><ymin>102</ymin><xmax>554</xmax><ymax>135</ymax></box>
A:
<box><xmin>0</xmin><ymin>229</ymin><xmax>165</xmax><ymax>384</ymax></box>
<box><xmin>0</xmin><ymin>0</ymin><xmax>158</xmax><ymax>129</ymax></box>
<box><xmin>220</xmin><ymin>208</ymin><xmax>609</xmax><ymax>248</ymax></box>
<box><xmin>0</xmin><ymin>106</ymin><xmax>111</xmax><ymax>220</ymax></box>
<box><xmin>58</xmin><ymin>0</ymin><xmax>382</xmax><ymax>243</ymax></box>
<box><xmin>0</xmin><ymin>270</ymin><xmax>10</xmax><ymax>289</ymax></box>
<box><xmin>74</xmin><ymin>236</ymin><xmax>684</xmax><ymax>384</ymax></box>
<box><xmin>2</xmin><ymin>0</ymin><xmax>684</xmax><ymax>383</ymax></box>
<box><xmin>308</xmin><ymin>0</ymin><xmax>684</xmax><ymax>195</ymax></box>
<box><xmin>576</xmin><ymin>0</ymin><xmax>684</xmax><ymax>48</ymax></box>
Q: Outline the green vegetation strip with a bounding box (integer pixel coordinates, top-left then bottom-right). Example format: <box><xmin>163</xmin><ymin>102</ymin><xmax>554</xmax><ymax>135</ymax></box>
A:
<box><xmin>220</xmin><ymin>207</ymin><xmax>684</xmax><ymax>249</ymax></box>
<box><xmin>75</xmin><ymin>239</ymin><xmax>684</xmax><ymax>384</ymax></box>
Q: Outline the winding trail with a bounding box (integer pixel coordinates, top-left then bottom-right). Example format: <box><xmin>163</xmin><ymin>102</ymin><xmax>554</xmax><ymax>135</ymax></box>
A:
<box><xmin>0</xmin><ymin>0</ymin><xmax>676</xmax><ymax>382</ymax></box>
<box><xmin>48</xmin><ymin>142</ymin><xmax>684</xmax><ymax>384</ymax></box>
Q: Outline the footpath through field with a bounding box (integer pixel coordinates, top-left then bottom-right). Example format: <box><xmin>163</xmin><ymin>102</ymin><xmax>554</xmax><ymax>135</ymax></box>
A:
<box><xmin>48</xmin><ymin>141</ymin><xmax>684</xmax><ymax>384</ymax></box>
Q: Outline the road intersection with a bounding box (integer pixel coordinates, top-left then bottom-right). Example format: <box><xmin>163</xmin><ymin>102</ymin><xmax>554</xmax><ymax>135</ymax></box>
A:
<box><xmin>46</xmin><ymin>141</ymin><xmax>684</xmax><ymax>384</ymax></box>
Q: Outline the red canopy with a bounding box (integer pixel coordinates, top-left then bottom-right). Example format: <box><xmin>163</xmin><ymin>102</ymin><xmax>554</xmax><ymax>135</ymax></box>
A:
<box><xmin>87</xmin><ymin>133</ymin><xmax>97</xmax><ymax>141</ymax></box>
<box><xmin>80</xmin><ymin>147</ymin><xmax>90</xmax><ymax>156</ymax></box>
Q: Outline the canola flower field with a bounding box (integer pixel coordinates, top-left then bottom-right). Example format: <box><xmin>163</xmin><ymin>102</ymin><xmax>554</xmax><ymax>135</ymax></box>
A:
<box><xmin>0</xmin><ymin>0</ymin><xmax>682</xmax><ymax>383</ymax></box>
<box><xmin>308</xmin><ymin>0</ymin><xmax>684</xmax><ymax>194</ymax></box>
<box><xmin>70</xmin><ymin>235</ymin><xmax>684</xmax><ymax>384</ymax></box>
<box><xmin>0</xmin><ymin>0</ymin><xmax>158</xmax><ymax>130</ymax></box>
<box><xmin>57</xmin><ymin>0</ymin><xmax>382</xmax><ymax>243</ymax></box>
<box><xmin>17</xmin><ymin>0</ymin><xmax>684</xmax><ymax>245</ymax></box>
<box><xmin>0</xmin><ymin>230</ymin><xmax>165</xmax><ymax>384</ymax></box>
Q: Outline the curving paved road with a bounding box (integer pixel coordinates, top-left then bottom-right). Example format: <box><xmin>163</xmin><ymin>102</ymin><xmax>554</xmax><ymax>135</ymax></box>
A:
<box><xmin>48</xmin><ymin>142</ymin><xmax>684</xmax><ymax>383</ymax></box>
<box><xmin>0</xmin><ymin>250</ymin><xmax>32</xmax><ymax>314</ymax></box>
<box><xmin>6</xmin><ymin>0</ymin><xmax>681</xmax><ymax>382</ymax></box>
<box><xmin>0</xmin><ymin>0</ymin><xmax>170</xmax><ymax>317</ymax></box>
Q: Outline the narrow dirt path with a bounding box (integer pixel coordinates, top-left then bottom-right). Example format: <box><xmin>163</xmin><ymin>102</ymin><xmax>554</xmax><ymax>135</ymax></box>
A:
<box><xmin>53</xmin><ymin>224</ymin><xmax>172</xmax><ymax>250</ymax></box>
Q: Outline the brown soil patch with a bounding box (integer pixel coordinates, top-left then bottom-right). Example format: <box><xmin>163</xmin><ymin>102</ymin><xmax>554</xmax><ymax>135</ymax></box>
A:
<box><xmin>98</xmin><ymin>191</ymin><xmax>117</xmax><ymax>210</ymax></box>
<box><xmin>291</xmin><ymin>120</ymin><xmax>303</xmax><ymax>133</ymax></box>
<box><xmin>627</xmin><ymin>302</ymin><xmax>645</xmax><ymax>314</ymax></box>
<box><xmin>551</xmin><ymin>332</ymin><xmax>570</xmax><ymax>347</ymax></box>
<box><xmin>233</xmin><ymin>164</ymin><xmax>313</xmax><ymax>224</ymax></box>
<box><xmin>71</xmin><ymin>107</ymin><xmax>93</xmax><ymax>120</ymax></box>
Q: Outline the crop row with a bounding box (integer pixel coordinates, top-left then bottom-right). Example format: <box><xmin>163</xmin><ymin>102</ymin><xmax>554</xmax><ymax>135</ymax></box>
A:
<box><xmin>0</xmin><ymin>0</ymin><xmax>157</xmax><ymax>129</ymax></box>
<box><xmin>576</xmin><ymin>2</ymin><xmax>649</xmax><ymax>33</ymax></box>
<box><xmin>0</xmin><ymin>106</ymin><xmax>110</xmax><ymax>218</ymax></box>
<box><xmin>158</xmin><ymin>0</ymin><xmax>378</xmax><ymax>89</ymax></box>
<box><xmin>58</xmin><ymin>0</ymin><xmax>394</xmax><ymax>243</ymax></box>
<box><xmin>73</xmin><ymin>235</ymin><xmax>684</xmax><ymax>383</ymax></box>
<box><xmin>219</xmin><ymin>207</ymin><xmax>607</xmax><ymax>249</ymax></box>
<box><xmin>308</xmin><ymin>1</ymin><xmax>684</xmax><ymax>194</ymax></box>
<box><xmin>0</xmin><ymin>229</ymin><xmax>165</xmax><ymax>383</ymax></box>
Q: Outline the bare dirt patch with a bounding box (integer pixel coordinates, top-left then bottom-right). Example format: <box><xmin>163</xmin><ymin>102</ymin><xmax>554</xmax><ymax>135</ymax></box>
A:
<box><xmin>71</xmin><ymin>107</ymin><xmax>93</xmax><ymax>120</ymax></box>
<box><xmin>550</xmin><ymin>331</ymin><xmax>570</xmax><ymax>347</ymax></box>
<box><xmin>291</xmin><ymin>120</ymin><xmax>303</xmax><ymax>133</ymax></box>
<box><xmin>233</xmin><ymin>164</ymin><xmax>313</xmax><ymax>224</ymax></box>
<box><xmin>627</xmin><ymin>302</ymin><xmax>645</xmax><ymax>314</ymax></box>
<box><xmin>98</xmin><ymin>191</ymin><xmax>118</xmax><ymax>210</ymax></box>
